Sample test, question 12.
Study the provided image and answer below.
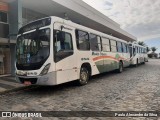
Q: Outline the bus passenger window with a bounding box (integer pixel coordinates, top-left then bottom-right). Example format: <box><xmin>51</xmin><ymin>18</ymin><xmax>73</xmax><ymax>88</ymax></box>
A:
<box><xmin>102</xmin><ymin>38</ymin><xmax>110</xmax><ymax>52</ymax></box>
<box><xmin>90</xmin><ymin>34</ymin><xmax>101</xmax><ymax>51</ymax></box>
<box><xmin>75</xmin><ymin>30</ymin><xmax>90</xmax><ymax>50</ymax></box>
<box><xmin>126</xmin><ymin>45</ymin><xmax>129</xmax><ymax>53</ymax></box>
<box><xmin>136</xmin><ymin>47</ymin><xmax>138</xmax><ymax>53</ymax></box>
<box><xmin>110</xmin><ymin>40</ymin><xmax>117</xmax><ymax>52</ymax></box>
<box><xmin>117</xmin><ymin>42</ymin><xmax>123</xmax><ymax>53</ymax></box>
<box><xmin>133</xmin><ymin>48</ymin><xmax>136</xmax><ymax>56</ymax></box>
<box><xmin>122</xmin><ymin>43</ymin><xmax>127</xmax><ymax>53</ymax></box>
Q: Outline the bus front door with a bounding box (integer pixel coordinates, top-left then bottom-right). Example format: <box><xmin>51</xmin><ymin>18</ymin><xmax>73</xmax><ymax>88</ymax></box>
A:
<box><xmin>54</xmin><ymin>23</ymin><xmax>78</xmax><ymax>84</ymax></box>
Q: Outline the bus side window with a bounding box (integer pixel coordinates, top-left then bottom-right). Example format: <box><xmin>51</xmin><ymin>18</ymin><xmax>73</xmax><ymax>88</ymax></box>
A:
<box><xmin>122</xmin><ymin>43</ymin><xmax>127</xmax><ymax>53</ymax></box>
<box><xmin>142</xmin><ymin>48</ymin><xmax>143</xmax><ymax>53</ymax></box>
<box><xmin>139</xmin><ymin>47</ymin><xmax>141</xmax><ymax>53</ymax></box>
<box><xmin>144</xmin><ymin>48</ymin><xmax>146</xmax><ymax>53</ymax></box>
<box><xmin>127</xmin><ymin>45</ymin><xmax>129</xmax><ymax>53</ymax></box>
<box><xmin>75</xmin><ymin>30</ymin><xmax>90</xmax><ymax>51</ymax></box>
<box><xmin>133</xmin><ymin>47</ymin><xmax>136</xmax><ymax>56</ymax></box>
<box><xmin>90</xmin><ymin>34</ymin><xmax>101</xmax><ymax>51</ymax></box>
<box><xmin>117</xmin><ymin>42</ymin><xmax>123</xmax><ymax>53</ymax></box>
<box><xmin>136</xmin><ymin>47</ymin><xmax>138</xmax><ymax>53</ymax></box>
<box><xmin>110</xmin><ymin>40</ymin><xmax>117</xmax><ymax>52</ymax></box>
<box><xmin>102</xmin><ymin>38</ymin><xmax>110</xmax><ymax>52</ymax></box>
<box><xmin>139</xmin><ymin>48</ymin><xmax>141</xmax><ymax>53</ymax></box>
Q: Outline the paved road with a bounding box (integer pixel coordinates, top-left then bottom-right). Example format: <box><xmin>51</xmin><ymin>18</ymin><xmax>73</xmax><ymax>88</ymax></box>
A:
<box><xmin>0</xmin><ymin>77</ymin><xmax>24</xmax><ymax>93</ymax></box>
<box><xmin>0</xmin><ymin>59</ymin><xmax>160</xmax><ymax>120</ymax></box>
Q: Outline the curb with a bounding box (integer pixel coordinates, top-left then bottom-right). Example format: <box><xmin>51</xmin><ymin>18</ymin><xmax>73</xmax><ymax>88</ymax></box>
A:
<box><xmin>0</xmin><ymin>86</ymin><xmax>33</xmax><ymax>95</ymax></box>
<box><xmin>0</xmin><ymin>74</ymin><xmax>12</xmax><ymax>78</ymax></box>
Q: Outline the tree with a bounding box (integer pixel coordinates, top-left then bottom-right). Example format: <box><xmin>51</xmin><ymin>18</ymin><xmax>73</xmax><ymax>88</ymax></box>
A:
<box><xmin>138</xmin><ymin>41</ymin><xmax>146</xmax><ymax>46</ymax></box>
<box><xmin>151</xmin><ymin>47</ymin><xmax>157</xmax><ymax>53</ymax></box>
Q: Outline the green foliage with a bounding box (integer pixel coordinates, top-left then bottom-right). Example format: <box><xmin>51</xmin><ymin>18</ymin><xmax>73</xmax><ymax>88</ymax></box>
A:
<box><xmin>151</xmin><ymin>47</ymin><xmax>157</xmax><ymax>52</ymax></box>
<box><xmin>138</xmin><ymin>41</ymin><xmax>146</xmax><ymax>46</ymax></box>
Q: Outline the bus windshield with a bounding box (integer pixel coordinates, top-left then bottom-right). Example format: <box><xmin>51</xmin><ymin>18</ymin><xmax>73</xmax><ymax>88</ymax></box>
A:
<box><xmin>16</xmin><ymin>28</ymin><xmax>50</xmax><ymax>70</ymax></box>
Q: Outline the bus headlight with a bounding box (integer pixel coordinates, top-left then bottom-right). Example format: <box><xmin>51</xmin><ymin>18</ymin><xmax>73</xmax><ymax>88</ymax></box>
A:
<box><xmin>40</xmin><ymin>63</ymin><xmax>51</xmax><ymax>76</ymax></box>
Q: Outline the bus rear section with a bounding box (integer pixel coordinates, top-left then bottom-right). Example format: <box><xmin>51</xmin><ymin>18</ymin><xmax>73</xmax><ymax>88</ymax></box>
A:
<box><xmin>129</xmin><ymin>43</ymin><xmax>148</xmax><ymax>66</ymax></box>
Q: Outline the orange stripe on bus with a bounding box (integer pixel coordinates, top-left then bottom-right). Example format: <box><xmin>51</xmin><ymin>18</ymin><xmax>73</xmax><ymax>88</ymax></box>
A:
<box><xmin>93</xmin><ymin>56</ymin><xmax>130</xmax><ymax>62</ymax></box>
<box><xmin>93</xmin><ymin>56</ymin><xmax>118</xmax><ymax>62</ymax></box>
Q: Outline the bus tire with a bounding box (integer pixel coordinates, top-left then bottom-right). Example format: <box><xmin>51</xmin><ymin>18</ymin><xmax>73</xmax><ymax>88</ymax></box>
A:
<box><xmin>117</xmin><ymin>61</ymin><xmax>123</xmax><ymax>73</ymax></box>
<box><xmin>135</xmin><ymin>59</ymin><xmax>138</xmax><ymax>67</ymax></box>
<box><xmin>77</xmin><ymin>67</ymin><xmax>89</xmax><ymax>86</ymax></box>
<box><xmin>142</xmin><ymin>58</ymin><xmax>145</xmax><ymax>64</ymax></box>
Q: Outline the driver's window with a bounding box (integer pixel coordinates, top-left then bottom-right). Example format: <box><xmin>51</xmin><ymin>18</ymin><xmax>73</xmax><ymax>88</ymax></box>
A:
<box><xmin>55</xmin><ymin>31</ymin><xmax>73</xmax><ymax>52</ymax></box>
<box><xmin>54</xmin><ymin>30</ymin><xmax>74</xmax><ymax>62</ymax></box>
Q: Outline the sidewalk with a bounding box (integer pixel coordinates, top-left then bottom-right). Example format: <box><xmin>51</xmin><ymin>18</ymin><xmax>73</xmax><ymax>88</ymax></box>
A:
<box><xmin>0</xmin><ymin>76</ymin><xmax>24</xmax><ymax>93</ymax></box>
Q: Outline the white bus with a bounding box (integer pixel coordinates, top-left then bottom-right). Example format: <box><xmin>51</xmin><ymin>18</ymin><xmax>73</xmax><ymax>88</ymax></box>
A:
<box><xmin>16</xmin><ymin>16</ymin><xmax>131</xmax><ymax>86</ymax></box>
<box><xmin>129</xmin><ymin>42</ymin><xmax>148</xmax><ymax>66</ymax></box>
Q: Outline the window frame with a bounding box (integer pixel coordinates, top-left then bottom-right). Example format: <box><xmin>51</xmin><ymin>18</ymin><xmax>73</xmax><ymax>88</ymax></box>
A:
<box><xmin>101</xmin><ymin>37</ymin><xmax>111</xmax><ymax>52</ymax></box>
<box><xmin>89</xmin><ymin>33</ymin><xmax>102</xmax><ymax>51</ymax></box>
<box><xmin>110</xmin><ymin>39</ymin><xmax>117</xmax><ymax>52</ymax></box>
<box><xmin>54</xmin><ymin>30</ymin><xmax>74</xmax><ymax>52</ymax></box>
<box><xmin>53</xmin><ymin>30</ymin><xmax>74</xmax><ymax>63</ymax></box>
<box><xmin>122</xmin><ymin>42</ymin><xmax>127</xmax><ymax>53</ymax></box>
<box><xmin>75</xmin><ymin>29</ymin><xmax>90</xmax><ymax>51</ymax></box>
<box><xmin>139</xmin><ymin>47</ymin><xmax>141</xmax><ymax>53</ymax></box>
<box><xmin>136</xmin><ymin>47</ymin><xmax>139</xmax><ymax>53</ymax></box>
<box><xmin>126</xmin><ymin>44</ymin><xmax>129</xmax><ymax>53</ymax></box>
<box><xmin>117</xmin><ymin>41</ymin><xmax>123</xmax><ymax>53</ymax></box>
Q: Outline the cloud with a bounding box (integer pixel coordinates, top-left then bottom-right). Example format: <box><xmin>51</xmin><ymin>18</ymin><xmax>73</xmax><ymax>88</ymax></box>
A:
<box><xmin>104</xmin><ymin>1</ymin><xmax>112</xmax><ymax>6</ymax></box>
<box><xmin>83</xmin><ymin>0</ymin><xmax>160</xmax><ymax>41</ymax></box>
<box><xmin>139</xmin><ymin>34</ymin><xmax>160</xmax><ymax>41</ymax></box>
<box><xmin>103</xmin><ymin>1</ymin><xmax>113</xmax><ymax>10</ymax></box>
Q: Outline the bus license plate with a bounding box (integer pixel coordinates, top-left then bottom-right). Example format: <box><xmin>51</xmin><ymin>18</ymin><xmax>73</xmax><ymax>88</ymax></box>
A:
<box><xmin>24</xmin><ymin>81</ymin><xmax>31</xmax><ymax>85</ymax></box>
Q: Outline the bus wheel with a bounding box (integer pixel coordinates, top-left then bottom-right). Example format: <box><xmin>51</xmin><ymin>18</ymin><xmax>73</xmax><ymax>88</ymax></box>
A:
<box><xmin>78</xmin><ymin>67</ymin><xmax>89</xmax><ymax>86</ymax></box>
<box><xmin>117</xmin><ymin>61</ymin><xmax>123</xmax><ymax>73</ymax></box>
<box><xmin>143</xmin><ymin>58</ymin><xmax>146</xmax><ymax>64</ymax></box>
<box><xmin>135</xmin><ymin>59</ymin><xmax>138</xmax><ymax>67</ymax></box>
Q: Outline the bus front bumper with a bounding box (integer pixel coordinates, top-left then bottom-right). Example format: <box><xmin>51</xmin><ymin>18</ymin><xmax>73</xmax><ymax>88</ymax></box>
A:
<box><xmin>16</xmin><ymin>72</ymin><xmax>57</xmax><ymax>85</ymax></box>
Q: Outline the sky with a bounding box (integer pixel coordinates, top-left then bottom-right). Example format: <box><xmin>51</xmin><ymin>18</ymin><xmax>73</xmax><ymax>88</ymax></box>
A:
<box><xmin>83</xmin><ymin>0</ymin><xmax>160</xmax><ymax>53</ymax></box>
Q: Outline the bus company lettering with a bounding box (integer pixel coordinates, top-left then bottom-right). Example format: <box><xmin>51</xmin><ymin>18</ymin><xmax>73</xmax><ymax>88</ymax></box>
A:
<box><xmin>92</xmin><ymin>52</ymin><xmax>107</xmax><ymax>56</ymax></box>
<box><xmin>92</xmin><ymin>52</ymin><xmax>100</xmax><ymax>56</ymax></box>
